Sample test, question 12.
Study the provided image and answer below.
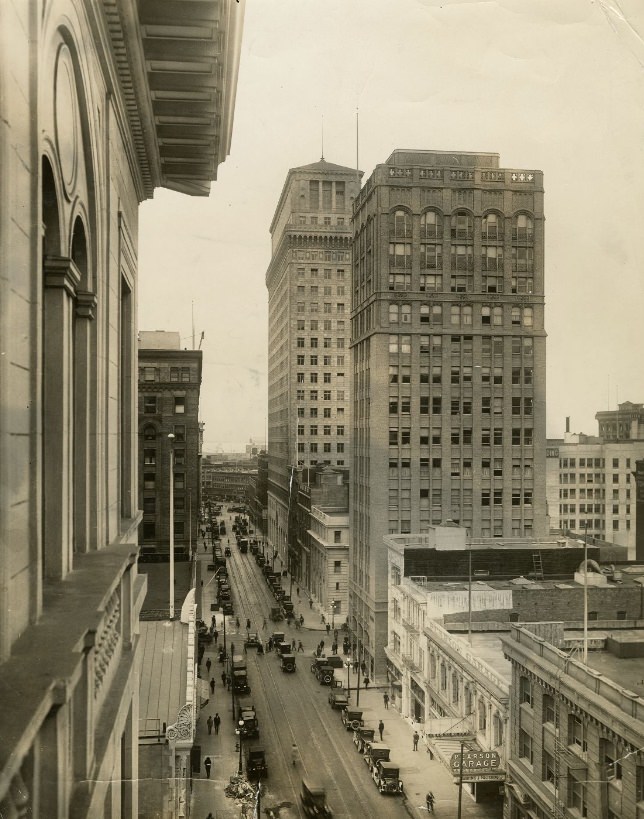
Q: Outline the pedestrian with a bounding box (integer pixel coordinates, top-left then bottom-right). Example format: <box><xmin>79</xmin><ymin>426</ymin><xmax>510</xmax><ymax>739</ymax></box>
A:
<box><xmin>298</xmin><ymin>641</ymin><xmax>304</xmax><ymax>652</ymax></box>
<box><xmin>207</xmin><ymin>715</ymin><xmax>213</xmax><ymax>735</ymax></box>
<box><xmin>353</xmin><ymin>659</ymin><xmax>359</xmax><ymax>673</ymax></box>
<box><xmin>214</xmin><ymin>713</ymin><xmax>221</xmax><ymax>734</ymax></box>
<box><xmin>326</xmin><ymin>623</ymin><xmax>330</xmax><ymax>635</ymax></box>
<box><xmin>334</xmin><ymin>629</ymin><xmax>338</xmax><ymax>641</ymax></box>
<box><xmin>221</xmin><ymin>670</ymin><xmax>227</xmax><ymax>687</ymax></box>
<box><xmin>383</xmin><ymin>693</ymin><xmax>389</xmax><ymax>709</ymax></box>
<box><xmin>207</xmin><ymin>813</ymin><xmax>214</xmax><ymax>819</ymax></box>
<box><xmin>361</xmin><ymin>661</ymin><xmax>366</xmax><ymax>675</ymax></box>
<box><xmin>299</xmin><ymin>614</ymin><xmax>304</xmax><ymax>627</ymax></box>
<box><xmin>268</xmin><ymin>637</ymin><xmax>273</xmax><ymax>651</ymax></box>
<box><xmin>263</xmin><ymin>616</ymin><xmax>267</xmax><ymax>629</ymax></box>
<box><xmin>319</xmin><ymin>640</ymin><xmax>324</xmax><ymax>651</ymax></box>
<box><xmin>309</xmin><ymin>599</ymin><xmax>313</xmax><ymax>609</ymax></box>
<box><xmin>297</xmin><ymin>586</ymin><xmax>300</xmax><ymax>596</ymax></box>
<box><xmin>363</xmin><ymin>676</ymin><xmax>370</xmax><ymax>689</ymax></box>
<box><xmin>378</xmin><ymin>720</ymin><xmax>385</xmax><ymax>741</ymax></box>
<box><xmin>235</xmin><ymin>617</ymin><xmax>240</xmax><ymax>629</ymax></box>
<box><xmin>413</xmin><ymin>731</ymin><xmax>420</xmax><ymax>751</ymax></box>
<box><xmin>246</xmin><ymin>618</ymin><xmax>251</xmax><ymax>630</ymax></box>
<box><xmin>213</xmin><ymin>629</ymin><xmax>219</xmax><ymax>645</ymax></box>
<box><xmin>332</xmin><ymin>642</ymin><xmax>337</xmax><ymax>654</ymax></box>
<box><xmin>204</xmin><ymin>756</ymin><xmax>212</xmax><ymax>778</ymax></box>
<box><xmin>204</xmin><ymin>543</ymin><xmax>207</xmax><ymax>552</ymax></box>
<box><xmin>391</xmin><ymin>690</ymin><xmax>396</xmax><ymax>706</ymax></box>
<box><xmin>321</xmin><ymin>614</ymin><xmax>325</xmax><ymax>624</ymax></box>
<box><xmin>206</xmin><ymin>657</ymin><xmax>212</xmax><ymax>675</ymax></box>
<box><xmin>426</xmin><ymin>791</ymin><xmax>435</xmax><ymax>813</ymax></box>
<box><xmin>211</xmin><ymin>614</ymin><xmax>216</xmax><ymax>629</ymax></box>
<box><xmin>210</xmin><ymin>677</ymin><xmax>215</xmax><ymax>695</ymax></box>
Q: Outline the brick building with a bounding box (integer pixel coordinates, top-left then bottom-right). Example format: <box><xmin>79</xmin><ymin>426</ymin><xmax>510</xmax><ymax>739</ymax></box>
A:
<box><xmin>138</xmin><ymin>332</ymin><xmax>203</xmax><ymax>559</ymax></box>
<box><xmin>266</xmin><ymin>159</ymin><xmax>362</xmax><ymax>584</ymax></box>
<box><xmin>351</xmin><ymin>149</ymin><xmax>547</xmax><ymax>679</ymax></box>
<box><xmin>503</xmin><ymin>624</ymin><xmax>644</xmax><ymax>819</ymax></box>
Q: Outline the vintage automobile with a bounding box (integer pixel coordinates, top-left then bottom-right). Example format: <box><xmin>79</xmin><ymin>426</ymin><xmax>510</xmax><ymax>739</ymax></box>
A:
<box><xmin>280</xmin><ymin>653</ymin><xmax>296</xmax><ymax>673</ymax></box>
<box><xmin>222</xmin><ymin>601</ymin><xmax>234</xmax><ymax>616</ymax></box>
<box><xmin>244</xmin><ymin>632</ymin><xmax>261</xmax><ymax>649</ymax></box>
<box><xmin>224</xmin><ymin>546</ymin><xmax>232</xmax><ymax>557</ymax></box>
<box><xmin>238</xmin><ymin>705</ymin><xmax>259</xmax><ymax>739</ymax></box>
<box><xmin>245</xmin><ymin>746</ymin><xmax>267</xmax><ymax>780</ymax></box>
<box><xmin>341</xmin><ymin>708</ymin><xmax>364</xmax><ymax>731</ymax></box>
<box><xmin>269</xmin><ymin>606</ymin><xmax>283</xmax><ymax>622</ymax></box>
<box><xmin>364</xmin><ymin>742</ymin><xmax>390</xmax><ymax>772</ymax></box>
<box><xmin>270</xmin><ymin>631</ymin><xmax>285</xmax><ymax>646</ymax></box>
<box><xmin>318</xmin><ymin>654</ymin><xmax>344</xmax><ymax>669</ymax></box>
<box><xmin>328</xmin><ymin>684</ymin><xmax>349</xmax><ymax>709</ymax></box>
<box><xmin>353</xmin><ymin>727</ymin><xmax>376</xmax><ymax>753</ymax></box>
<box><xmin>372</xmin><ymin>760</ymin><xmax>404</xmax><ymax>795</ymax></box>
<box><xmin>315</xmin><ymin>665</ymin><xmax>336</xmax><ymax>686</ymax></box>
<box><xmin>277</xmin><ymin>641</ymin><xmax>292</xmax><ymax>656</ymax></box>
<box><xmin>232</xmin><ymin>669</ymin><xmax>250</xmax><ymax>695</ymax></box>
<box><xmin>301</xmin><ymin>778</ymin><xmax>333</xmax><ymax>818</ymax></box>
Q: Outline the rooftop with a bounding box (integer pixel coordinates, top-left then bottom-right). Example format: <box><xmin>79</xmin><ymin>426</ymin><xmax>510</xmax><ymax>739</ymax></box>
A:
<box><xmin>139</xmin><ymin>620</ymin><xmax>189</xmax><ymax>731</ymax></box>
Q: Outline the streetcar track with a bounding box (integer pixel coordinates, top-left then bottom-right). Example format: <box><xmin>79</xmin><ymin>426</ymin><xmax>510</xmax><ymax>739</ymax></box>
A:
<box><xmin>218</xmin><ymin>522</ymin><xmax>407</xmax><ymax>818</ymax></box>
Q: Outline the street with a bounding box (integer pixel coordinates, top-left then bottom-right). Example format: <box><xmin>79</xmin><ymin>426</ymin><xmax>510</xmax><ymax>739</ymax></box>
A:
<box><xmin>193</xmin><ymin>505</ymin><xmax>503</xmax><ymax>819</ymax></box>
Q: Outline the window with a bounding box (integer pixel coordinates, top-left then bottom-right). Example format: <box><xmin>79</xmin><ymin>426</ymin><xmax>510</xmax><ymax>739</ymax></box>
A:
<box><xmin>389</xmin><ymin>303</ymin><xmax>399</xmax><ymax>323</ymax></box>
<box><xmin>389</xmin><ymin>242</ymin><xmax>411</xmax><ymax>268</ymax></box>
<box><xmin>568</xmin><ymin>774</ymin><xmax>587</xmax><ymax>817</ymax></box>
<box><xmin>451</xmin><ymin>211</ymin><xmax>473</xmax><ymax>240</ymax></box>
<box><xmin>173</xmin><ymin>425</ymin><xmax>185</xmax><ymax>442</ymax></box>
<box><xmin>174</xmin><ymin>396</ymin><xmax>185</xmax><ymax>414</ymax></box>
<box><xmin>143</xmin><ymin>522</ymin><xmax>156</xmax><ymax>540</ymax></box>
<box><xmin>543</xmin><ymin>750</ymin><xmax>556</xmax><ymax>785</ymax></box>
<box><xmin>519</xmin><ymin>729</ymin><xmax>533</xmax><ymax>765</ymax></box>
<box><xmin>143</xmin><ymin>497</ymin><xmax>156</xmax><ymax>514</ymax></box>
<box><xmin>451</xmin><ymin>245</ymin><xmax>473</xmax><ymax>271</ymax></box>
<box><xmin>421</xmin><ymin>244</ymin><xmax>443</xmax><ymax>269</ymax></box>
<box><xmin>568</xmin><ymin>714</ymin><xmax>587</xmax><ymax>752</ymax></box>
<box><xmin>334</xmin><ymin>530</ymin><xmax>342</xmax><ymax>544</ymax></box>
<box><xmin>144</xmin><ymin>396</ymin><xmax>157</xmax><ymax>414</ymax></box>
<box><xmin>334</xmin><ymin>558</ymin><xmax>342</xmax><ymax>571</ymax></box>
<box><xmin>144</xmin><ymin>473</ymin><xmax>155</xmax><ymax>490</ymax></box>
<box><xmin>520</xmin><ymin>676</ymin><xmax>532</xmax><ymax>706</ymax></box>
<box><xmin>297</xmin><ymin>355</ymin><xmax>304</xmax><ymax>365</ymax></box>
<box><xmin>420</xmin><ymin>210</ymin><xmax>442</xmax><ymax>239</ymax></box>
<box><xmin>143</xmin><ymin>425</ymin><xmax>156</xmax><ymax>441</ymax></box>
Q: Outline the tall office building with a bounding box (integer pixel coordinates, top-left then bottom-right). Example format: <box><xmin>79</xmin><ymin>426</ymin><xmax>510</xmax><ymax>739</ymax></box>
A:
<box><xmin>138</xmin><ymin>331</ymin><xmax>203</xmax><ymax>561</ymax></box>
<box><xmin>266</xmin><ymin>159</ymin><xmax>362</xmax><ymax>582</ymax></box>
<box><xmin>351</xmin><ymin>150</ymin><xmax>547</xmax><ymax>679</ymax></box>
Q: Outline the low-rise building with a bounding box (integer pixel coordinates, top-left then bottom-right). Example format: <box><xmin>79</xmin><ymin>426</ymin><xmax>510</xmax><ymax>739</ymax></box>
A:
<box><xmin>502</xmin><ymin>623</ymin><xmax>644</xmax><ymax>819</ymax></box>
<box><xmin>202</xmin><ymin>457</ymin><xmax>257</xmax><ymax>502</ymax></box>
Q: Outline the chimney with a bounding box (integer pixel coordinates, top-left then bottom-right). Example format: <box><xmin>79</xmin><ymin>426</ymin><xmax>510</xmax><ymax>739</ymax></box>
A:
<box><xmin>565</xmin><ymin>416</ymin><xmax>570</xmax><ymax>433</ymax></box>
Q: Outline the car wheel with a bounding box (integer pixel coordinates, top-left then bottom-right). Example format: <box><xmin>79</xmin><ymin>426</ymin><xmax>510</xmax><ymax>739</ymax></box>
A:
<box><xmin>323</xmin><ymin>674</ymin><xmax>332</xmax><ymax>684</ymax></box>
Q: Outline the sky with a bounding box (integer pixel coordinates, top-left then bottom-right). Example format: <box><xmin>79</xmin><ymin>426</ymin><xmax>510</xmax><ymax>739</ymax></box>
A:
<box><xmin>138</xmin><ymin>0</ymin><xmax>644</xmax><ymax>453</ymax></box>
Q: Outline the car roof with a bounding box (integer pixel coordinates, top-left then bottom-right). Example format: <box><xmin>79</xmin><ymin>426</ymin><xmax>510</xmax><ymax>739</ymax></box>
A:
<box><xmin>379</xmin><ymin>761</ymin><xmax>399</xmax><ymax>770</ymax></box>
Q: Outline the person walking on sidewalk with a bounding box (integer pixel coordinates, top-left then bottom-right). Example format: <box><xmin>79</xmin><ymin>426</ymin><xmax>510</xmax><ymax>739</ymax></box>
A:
<box><xmin>383</xmin><ymin>692</ymin><xmax>389</xmax><ymax>709</ymax></box>
<box><xmin>205</xmin><ymin>657</ymin><xmax>212</xmax><ymax>675</ymax></box>
<box><xmin>203</xmin><ymin>756</ymin><xmax>212</xmax><ymax>778</ymax></box>
<box><xmin>209</xmin><ymin>677</ymin><xmax>215</xmax><ymax>695</ymax></box>
<box><xmin>214</xmin><ymin>713</ymin><xmax>221</xmax><ymax>734</ymax></box>
<box><xmin>413</xmin><ymin>731</ymin><xmax>420</xmax><ymax>751</ymax></box>
<box><xmin>378</xmin><ymin>720</ymin><xmax>385</xmax><ymax>741</ymax></box>
<box><xmin>426</xmin><ymin>791</ymin><xmax>435</xmax><ymax>812</ymax></box>
<box><xmin>206</xmin><ymin>715</ymin><xmax>213</xmax><ymax>735</ymax></box>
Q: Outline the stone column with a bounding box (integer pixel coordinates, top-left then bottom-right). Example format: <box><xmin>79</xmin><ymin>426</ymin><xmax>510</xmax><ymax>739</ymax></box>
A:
<box><xmin>74</xmin><ymin>290</ymin><xmax>97</xmax><ymax>552</ymax></box>
<box><xmin>43</xmin><ymin>257</ymin><xmax>81</xmax><ymax>579</ymax></box>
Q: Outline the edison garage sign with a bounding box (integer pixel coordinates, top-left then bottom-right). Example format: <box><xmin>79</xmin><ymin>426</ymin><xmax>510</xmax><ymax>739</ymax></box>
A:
<box><xmin>450</xmin><ymin>751</ymin><xmax>502</xmax><ymax>782</ymax></box>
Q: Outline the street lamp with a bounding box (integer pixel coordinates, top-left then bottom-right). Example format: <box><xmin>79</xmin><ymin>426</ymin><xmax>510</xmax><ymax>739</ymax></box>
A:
<box><xmin>236</xmin><ymin>718</ymin><xmax>244</xmax><ymax>776</ymax></box>
<box><xmin>168</xmin><ymin>433</ymin><xmax>175</xmax><ymax>619</ymax></box>
<box><xmin>344</xmin><ymin>659</ymin><xmax>351</xmax><ymax>699</ymax></box>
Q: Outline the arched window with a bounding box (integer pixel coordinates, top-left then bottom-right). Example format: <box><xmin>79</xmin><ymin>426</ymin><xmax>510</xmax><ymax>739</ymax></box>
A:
<box><xmin>440</xmin><ymin>662</ymin><xmax>447</xmax><ymax>690</ymax></box>
<box><xmin>465</xmin><ymin>685</ymin><xmax>473</xmax><ymax>715</ymax></box>
<box><xmin>451</xmin><ymin>211</ymin><xmax>473</xmax><ymax>241</ymax></box>
<box><xmin>512</xmin><ymin>213</ymin><xmax>534</xmax><ymax>242</ymax></box>
<box><xmin>452</xmin><ymin>672</ymin><xmax>460</xmax><ymax>703</ymax></box>
<box><xmin>420</xmin><ymin>210</ymin><xmax>442</xmax><ymax>240</ymax></box>
<box><xmin>430</xmin><ymin>653</ymin><xmax>437</xmax><ymax>679</ymax></box>
<box><xmin>493</xmin><ymin>712</ymin><xmax>504</xmax><ymax>746</ymax></box>
<box><xmin>478</xmin><ymin>698</ymin><xmax>487</xmax><ymax>731</ymax></box>
<box><xmin>482</xmin><ymin>212</ymin><xmax>502</xmax><ymax>241</ymax></box>
<box><xmin>143</xmin><ymin>425</ymin><xmax>157</xmax><ymax>441</ymax></box>
<box><xmin>390</xmin><ymin>209</ymin><xmax>411</xmax><ymax>238</ymax></box>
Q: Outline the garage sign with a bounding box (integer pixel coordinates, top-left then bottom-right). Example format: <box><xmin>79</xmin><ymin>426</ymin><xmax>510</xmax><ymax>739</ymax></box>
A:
<box><xmin>450</xmin><ymin>751</ymin><xmax>500</xmax><ymax>773</ymax></box>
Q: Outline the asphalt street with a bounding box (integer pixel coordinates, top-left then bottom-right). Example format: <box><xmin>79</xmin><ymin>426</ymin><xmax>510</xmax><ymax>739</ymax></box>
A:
<box><xmin>190</xmin><ymin>506</ymin><xmax>503</xmax><ymax>819</ymax></box>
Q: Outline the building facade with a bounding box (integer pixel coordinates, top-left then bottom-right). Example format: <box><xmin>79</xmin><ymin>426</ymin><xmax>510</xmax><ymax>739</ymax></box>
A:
<box><xmin>0</xmin><ymin>0</ymin><xmax>244</xmax><ymax>814</ymax></box>
<box><xmin>546</xmin><ymin>403</ymin><xmax>644</xmax><ymax>557</ymax></box>
<box><xmin>503</xmin><ymin>624</ymin><xmax>644</xmax><ymax>819</ymax></box>
<box><xmin>266</xmin><ymin>159</ymin><xmax>362</xmax><ymax>579</ymax></box>
<box><xmin>138</xmin><ymin>332</ymin><xmax>203</xmax><ymax>559</ymax></box>
<box><xmin>202</xmin><ymin>458</ymin><xmax>257</xmax><ymax>501</ymax></box>
<box><xmin>351</xmin><ymin>149</ymin><xmax>547</xmax><ymax>679</ymax></box>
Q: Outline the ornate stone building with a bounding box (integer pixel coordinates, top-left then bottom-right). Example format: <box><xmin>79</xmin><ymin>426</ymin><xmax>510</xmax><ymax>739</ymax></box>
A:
<box><xmin>0</xmin><ymin>0</ymin><xmax>244</xmax><ymax>814</ymax></box>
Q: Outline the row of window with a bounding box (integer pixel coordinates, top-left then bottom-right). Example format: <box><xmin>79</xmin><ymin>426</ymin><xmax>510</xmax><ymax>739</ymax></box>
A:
<box><xmin>143</xmin><ymin>472</ymin><xmax>186</xmax><ymax>490</ymax></box>
<box><xmin>388</xmin><ymin>244</ymin><xmax>534</xmax><ymax>272</ymax></box>
<box><xmin>387</xmin><ymin>210</ymin><xmax>534</xmax><ymax>242</ymax></box>
<box><xmin>142</xmin><ymin>424</ymin><xmax>186</xmax><ymax>441</ymax></box>
<box><xmin>389</xmin><ymin>334</ymin><xmax>534</xmax><ymax>356</ymax></box>
<box><xmin>297</xmin><ymin>442</ymin><xmax>345</xmax><ymax>453</ymax></box>
<box><xmin>560</xmin><ymin>473</ymin><xmax>631</xmax><ymax>484</ymax></box>
<box><xmin>296</xmin><ymin>319</ymin><xmax>346</xmax><ymax>332</ymax></box>
<box><xmin>308</xmin><ymin>179</ymin><xmax>346</xmax><ymax>211</ymax></box>
<box><xmin>293</xmin><ymin>250</ymin><xmax>350</xmax><ymax>263</ymax></box>
<box><xmin>297</xmin><ymin>215</ymin><xmax>346</xmax><ymax>226</ymax></box>
<box><xmin>559</xmin><ymin>488</ymin><xmax>630</xmax><ymax>499</ymax></box>
<box><xmin>297</xmin><ymin>267</ymin><xmax>346</xmax><ymax>279</ymax></box>
<box><xmin>389</xmin><ymin>366</ymin><xmax>534</xmax><ymax>387</ymax></box>
<box><xmin>297</xmin><ymin>425</ymin><xmax>345</xmax><ymax>435</ymax></box>
<box><xmin>295</xmin><ymin>390</ymin><xmax>345</xmax><ymax>402</ymax></box>
<box><xmin>558</xmin><ymin>457</ymin><xmax>634</xmax><ymax>469</ymax></box>
<box><xmin>297</xmin><ymin>285</ymin><xmax>345</xmax><ymax>296</ymax></box>
<box><xmin>296</xmin><ymin>301</ymin><xmax>345</xmax><ymax>314</ymax></box>
<box><xmin>296</xmin><ymin>406</ymin><xmax>344</xmax><ymax>418</ymax></box>
<box><xmin>389</xmin><ymin>302</ymin><xmax>535</xmax><ymax>326</ymax></box>
<box><xmin>389</xmin><ymin>424</ymin><xmax>534</xmax><ymax>444</ymax></box>
<box><xmin>560</xmin><ymin>502</ymin><xmax>631</xmax><ymax>515</ymax></box>
<box><xmin>390</xmin><ymin>396</ymin><xmax>533</xmax><ymax>416</ymax></box>
<box><xmin>296</xmin><ymin>372</ymin><xmax>345</xmax><ymax>383</ymax></box>
<box><xmin>139</xmin><ymin>366</ymin><xmax>192</xmax><ymax>383</ymax></box>
<box><xmin>142</xmin><ymin>395</ymin><xmax>185</xmax><ymax>414</ymax></box>
<box><xmin>561</xmin><ymin>518</ymin><xmax>630</xmax><ymax>532</ymax></box>
<box><xmin>142</xmin><ymin>521</ymin><xmax>186</xmax><ymax>540</ymax></box>
<box><xmin>389</xmin><ymin>458</ymin><xmax>533</xmax><ymax>475</ymax></box>
<box><xmin>143</xmin><ymin>448</ymin><xmax>186</xmax><ymax>465</ymax></box>
<box><xmin>388</xmin><ymin>273</ymin><xmax>534</xmax><ymax>294</ymax></box>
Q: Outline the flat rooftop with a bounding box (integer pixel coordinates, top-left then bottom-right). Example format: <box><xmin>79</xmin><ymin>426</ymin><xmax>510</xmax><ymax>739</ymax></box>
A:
<box><xmin>139</xmin><ymin>620</ymin><xmax>189</xmax><ymax>733</ymax></box>
<box><xmin>585</xmin><ymin>632</ymin><xmax>644</xmax><ymax>698</ymax></box>
<box><xmin>414</xmin><ymin>573</ymin><xmax>644</xmax><ymax>593</ymax></box>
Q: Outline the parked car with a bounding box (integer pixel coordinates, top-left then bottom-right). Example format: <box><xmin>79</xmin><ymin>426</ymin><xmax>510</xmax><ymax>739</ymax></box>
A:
<box><xmin>224</xmin><ymin>546</ymin><xmax>232</xmax><ymax>557</ymax></box>
<box><xmin>341</xmin><ymin>708</ymin><xmax>364</xmax><ymax>731</ymax></box>
<box><xmin>328</xmin><ymin>685</ymin><xmax>349</xmax><ymax>709</ymax></box>
<box><xmin>318</xmin><ymin>654</ymin><xmax>344</xmax><ymax>669</ymax></box>
<box><xmin>301</xmin><ymin>778</ymin><xmax>333</xmax><ymax>818</ymax></box>
<box><xmin>372</xmin><ymin>760</ymin><xmax>403</xmax><ymax>794</ymax></box>
<box><xmin>232</xmin><ymin>669</ymin><xmax>250</xmax><ymax>695</ymax></box>
<box><xmin>280</xmin><ymin>653</ymin><xmax>296</xmax><ymax>673</ymax></box>
<box><xmin>238</xmin><ymin>705</ymin><xmax>259</xmax><ymax>739</ymax></box>
<box><xmin>353</xmin><ymin>727</ymin><xmax>376</xmax><ymax>753</ymax></box>
<box><xmin>316</xmin><ymin>665</ymin><xmax>336</xmax><ymax>686</ymax></box>
<box><xmin>270</xmin><ymin>631</ymin><xmax>285</xmax><ymax>646</ymax></box>
<box><xmin>364</xmin><ymin>742</ymin><xmax>390</xmax><ymax>772</ymax></box>
<box><xmin>245</xmin><ymin>746</ymin><xmax>267</xmax><ymax>780</ymax></box>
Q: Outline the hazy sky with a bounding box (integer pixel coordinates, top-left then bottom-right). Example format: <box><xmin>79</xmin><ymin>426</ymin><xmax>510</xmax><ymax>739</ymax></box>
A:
<box><xmin>138</xmin><ymin>0</ymin><xmax>644</xmax><ymax>453</ymax></box>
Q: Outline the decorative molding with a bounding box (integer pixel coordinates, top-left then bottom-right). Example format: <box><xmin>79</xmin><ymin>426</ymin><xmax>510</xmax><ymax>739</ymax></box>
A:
<box><xmin>76</xmin><ymin>290</ymin><xmax>97</xmax><ymax>319</ymax></box>
<box><xmin>166</xmin><ymin>702</ymin><xmax>194</xmax><ymax>742</ymax></box>
<box><xmin>43</xmin><ymin>257</ymin><xmax>82</xmax><ymax>297</ymax></box>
